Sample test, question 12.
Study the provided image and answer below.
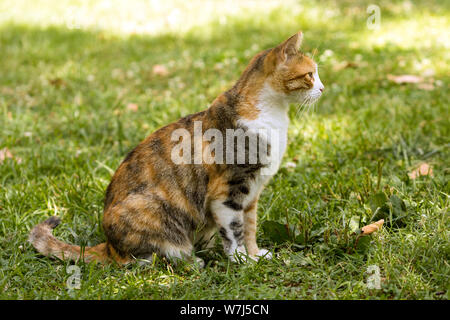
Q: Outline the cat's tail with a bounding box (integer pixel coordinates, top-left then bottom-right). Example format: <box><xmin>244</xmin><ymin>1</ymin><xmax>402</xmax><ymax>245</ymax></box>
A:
<box><xmin>28</xmin><ymin>216</ymin><xmax>110</xmax><ymax>263</ymax></box>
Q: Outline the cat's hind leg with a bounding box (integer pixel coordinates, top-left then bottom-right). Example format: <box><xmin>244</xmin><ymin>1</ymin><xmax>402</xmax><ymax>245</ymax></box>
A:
<box><xmin>137</xmin><ymin>245</ymin><xmax>204</xmax><ymax>268</ymax></box>
<box><xmin>103</xmin><ymin>193</ymin><xmax>203</xmax><ymax>267</ymax></box>
<box><xmin>194</xmin><ymin>218</ymin><xmax>217</xmax><ymax>251</ymax></box>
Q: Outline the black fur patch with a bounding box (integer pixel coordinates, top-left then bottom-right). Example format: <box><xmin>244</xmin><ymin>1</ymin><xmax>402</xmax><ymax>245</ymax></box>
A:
<box><xmin>104</xmin><ymin>180</ymin><xmax>115</xmax><ymax>209</ymax></box>
<box><xmin>148</xmin><ymin>137</ymin><xmax>163</xmax><ymax>152</ymax></box>
<box><xmin>129</xmin><ymin>182</ymin><xmax>148</xmax><ymax>195</ymax></box>
<box><xmin>238</xmin><ymin>185</ymin><xmax>249</xmax><ymax>195</ymax></box>
<box><xmin>44</xmin><ymin>216</ymin><xmax>61</xmax><ymax>229</ymax></box>
<box><xmin>223</xmin><ymin>200</ymin><xmax>243</xmax><ymax>211</ymax></box>
<box><xmin>229</xmin><ymin>178</ymin><xmax>245</xmax><ymax>185</ymax></box>
<box><xmin>219</xmin><ymin>227</ymin><xmax>232</xmax><ymax>250</ymax></box>
<box><xmin>253</xmin><ymin>49</ymin><xmax>270</xmax><ymax>71</ymax></box>
<box><xmin>123</xmin><ymin>148</ymin><xmax>136</xmax><ymax>163</ymax></box>
<box><xmin>229</xmin><ymin>220</ymin><xmax>244</xmax><ymax>244</ymax></box>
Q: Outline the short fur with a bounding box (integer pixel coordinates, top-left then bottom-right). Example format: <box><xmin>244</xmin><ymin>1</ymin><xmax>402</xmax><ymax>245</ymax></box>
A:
<box><xmin>29</xmin><ymin>31</ymin><xmax>324</xmax><ymax>265</ymax></box>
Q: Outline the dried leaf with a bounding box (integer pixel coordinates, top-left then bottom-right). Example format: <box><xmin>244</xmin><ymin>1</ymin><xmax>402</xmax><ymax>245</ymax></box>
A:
<box><xmin>48</xmin><ymin>78</ymin><xmax>67</xmax><ymax>88</ymax></box>
<box><xmin>417</xmin><ymin>83</ymin><xmax>435</xmax><ymax>91</ymax></box>
<box><xmin>0</xmin><ymin>148</ymin><xmax>13</xmax><ymax>162</ymax></box>
<box><xmin>126</xmin><ymin>103</ymin><xmax>139</xmax><ymax>112</ymax></box>
<box><xmin>361</xmin><ymin>219</ymin><xmax>384</xmax><ymax>235</ymax></box>
<box><xmin>0</xmin><ymin>147</ymin><xmax>22</xmax><ymax>164</ymax></box>
<box><xmin>152</xmin><ymin>64</ymin><xmax>169</xmax><ymax>76</ymax></box>
<box><xmin>387</xmin><ymin>74</ymin><xmax>423</xmax><ymax>84</ymax></box>
<box><xmin>408</xmin><ymin>163</ymin><xmax>433</xmax><ymax>179</ymax></box>
<box><xmin>1</xmin><ymin>87</ymin><xmax>15</xmax><ymax>95</ymax></box>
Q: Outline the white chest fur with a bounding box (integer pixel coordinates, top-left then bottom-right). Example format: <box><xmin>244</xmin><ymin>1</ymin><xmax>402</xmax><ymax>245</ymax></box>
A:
<box><xmin>237</xmin><ymin>83</ymin><xmax>290</xmax><ymax>207</ymax></box>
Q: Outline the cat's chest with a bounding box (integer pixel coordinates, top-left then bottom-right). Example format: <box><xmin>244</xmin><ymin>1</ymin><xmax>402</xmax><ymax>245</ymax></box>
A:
<box><xmin>238</xmin><ymin>106</ymin><xmax>289</xmax><ymax>167</ymax></box>
<box><xmin>237</xmin><ymin>108</ymin><xmax>289</xmax><ymax>209</ymax></box>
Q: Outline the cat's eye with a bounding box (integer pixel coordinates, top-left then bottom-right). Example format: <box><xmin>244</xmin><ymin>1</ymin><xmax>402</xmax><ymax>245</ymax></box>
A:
<box><xmin>308</xmin><ymin>72</ymin><xmax>313</xmax><ymax>78</ymax></box>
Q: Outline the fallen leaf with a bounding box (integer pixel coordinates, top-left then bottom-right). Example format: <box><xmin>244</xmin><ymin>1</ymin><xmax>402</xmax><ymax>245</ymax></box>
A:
<box><xmin>48</xmin><ymin>78</ymin><xmax>67</xmax><ymax>88</ymax></box>
<box><xmin>1</xmin><ymin>87</ymin><xmax>14</xmax><ymax>95</ymax></box>
<box><xmin>408</xmin><ymin>163</ymin><xmax>433</xmax><ymax>179</ymax></box>
<box><xmin>0</xmin><ymin>148</ymin><xmax>13</xmax><ymax>162</ymax></box>
<box><xmin>387</xmin><ymin>74</ymin><xmax>423</xmax><ymax>84</ymax></box>
<box><xmin>417</xmin><ymin>83</ymin><xmax>435</xmax><ymax>91</ymax></box>
<box><xmin>126</xmin><ymin>103</ymin><xmax>139</xmax><ymax>112</ymax></box>
<box><xmin>361</xmin><ymin>219</ymin><xmax>384</xmax><ymax>235</ymax></box>
<box><xmin>0</xmin><ymin>147</ymin><xmax>22</xmax><ymax>164</ymax></box>
<box><xmin>152</xmin><ymin>64</ymin><xmax>169</xmax><ymax>76</ymax></box>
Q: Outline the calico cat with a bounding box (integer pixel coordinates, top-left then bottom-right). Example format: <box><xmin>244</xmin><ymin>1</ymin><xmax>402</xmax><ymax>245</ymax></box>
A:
<box><xmin>29</xmin><ymin>31</ymin><xmax>324</xmax><ymax>266</ymax></box>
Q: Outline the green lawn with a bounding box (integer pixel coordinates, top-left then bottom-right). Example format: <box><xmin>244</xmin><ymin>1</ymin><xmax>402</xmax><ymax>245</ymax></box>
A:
<box><xmin>0</xmin><ymin>0</ymin><xmax>449</xmax><ymax>299</ymax></box>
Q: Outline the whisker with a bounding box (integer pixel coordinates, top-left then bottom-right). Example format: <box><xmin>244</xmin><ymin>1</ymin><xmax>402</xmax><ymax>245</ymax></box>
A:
<box><xmin>295</xmin><ymin>103</ymin><xmax>305</xmax><ymax>119</ymax></box>
<box><xmin>295</xmin><ymin>98</ymin><xmax>309</xmax><ymax>118</ymax></box>
<box><xmin>298</xmin><ymin>97</ymin><xmax>312</xmax><ymax>118</ymax></box>
<box><xmin>295</xmin><ymin>102</ymin><xmax>307</xmax><ymax>118</ymax></box>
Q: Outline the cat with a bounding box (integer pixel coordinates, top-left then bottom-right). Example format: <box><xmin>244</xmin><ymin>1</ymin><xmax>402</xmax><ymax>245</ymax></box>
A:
<box><xmin>29</xmin><ymin>31</ymin><xmax>324</xmax><ymax>266</ymax></box>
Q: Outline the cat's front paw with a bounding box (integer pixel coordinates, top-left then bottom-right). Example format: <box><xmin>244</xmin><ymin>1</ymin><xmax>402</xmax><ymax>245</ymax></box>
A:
<box><xmin>256</xmin><ymin>248</ymin><xmax>273</xmax><ymax>260</ymax></box>
<box><xmin>229</xmin><ymin>249</ymin><xmax>250</xmax><ymax>263</ymax></box>
<box><xmin>229</xmin><ymin>248</ymin><xmax>273</xmax><ymax>263</ymax></box>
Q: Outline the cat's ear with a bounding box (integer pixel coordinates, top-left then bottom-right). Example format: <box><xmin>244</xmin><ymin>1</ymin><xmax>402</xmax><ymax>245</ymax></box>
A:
<box><xmin>277</xmin><ymin>31</ymin><xmax>303</xmax><ymax>62</ymax></box>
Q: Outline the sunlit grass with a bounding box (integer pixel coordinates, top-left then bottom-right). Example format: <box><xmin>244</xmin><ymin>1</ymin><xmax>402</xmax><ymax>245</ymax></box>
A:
<box><xmin>0</xmin><ymin>0</ymin><xmax>300</xmax><ymax>35</ymax></box>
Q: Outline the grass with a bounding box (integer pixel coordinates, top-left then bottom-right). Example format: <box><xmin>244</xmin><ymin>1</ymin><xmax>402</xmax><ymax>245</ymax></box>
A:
<box><xmin>0</xmin><ymin>0</ymin><xmax>449</xmax><ymax>299</ymax></box>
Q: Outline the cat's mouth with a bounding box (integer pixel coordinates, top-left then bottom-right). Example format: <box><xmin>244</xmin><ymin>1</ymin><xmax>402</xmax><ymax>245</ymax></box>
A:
<box><xmin>296</xmin><ymin>90</ymin><xmax>322</xmax><ymax>106</ymax></box>
<box><xmin>305</xmin><ymin>92</ymin><xmax>322</xmax><ymax>105</ymax></box>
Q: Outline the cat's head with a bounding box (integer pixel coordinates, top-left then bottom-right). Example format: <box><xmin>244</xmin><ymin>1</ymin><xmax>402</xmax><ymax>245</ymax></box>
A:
<box><xmin>265</xmin><ymin>31</ymin><xmax>324</xmax><ymax>105</ymax></box>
